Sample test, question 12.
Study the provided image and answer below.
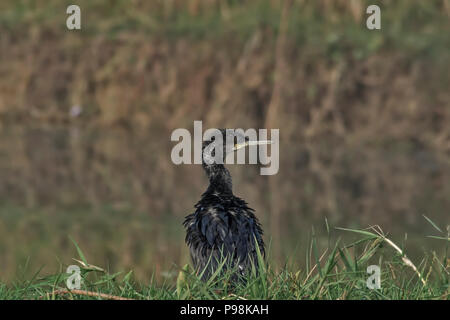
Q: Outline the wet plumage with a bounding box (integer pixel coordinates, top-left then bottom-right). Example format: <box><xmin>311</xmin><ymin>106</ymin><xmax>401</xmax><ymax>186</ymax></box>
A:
<box><xmin>183</xmin><ymin>130</ymin><xmax>266</xmax><ymax>281</ymax></box>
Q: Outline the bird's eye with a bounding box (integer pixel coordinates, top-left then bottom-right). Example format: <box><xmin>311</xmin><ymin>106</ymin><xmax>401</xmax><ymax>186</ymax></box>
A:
<box><xmin>210</xmin><ymin>136</ymin><xmax>215</xmax><ymax>141</ymax></box>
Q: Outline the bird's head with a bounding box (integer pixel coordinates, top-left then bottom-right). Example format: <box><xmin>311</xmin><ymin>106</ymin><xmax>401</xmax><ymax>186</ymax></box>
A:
<box><xmin>202</xmin><ymin>129</ymin><xmax>271</xmax><ymax>166</ymax></box>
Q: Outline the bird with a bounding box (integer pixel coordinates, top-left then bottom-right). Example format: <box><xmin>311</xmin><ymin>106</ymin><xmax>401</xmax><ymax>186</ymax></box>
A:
<box><xmin>183</xmin><ymin>129</ymin><xmax>270</xmax><ymax>282</ymax></box>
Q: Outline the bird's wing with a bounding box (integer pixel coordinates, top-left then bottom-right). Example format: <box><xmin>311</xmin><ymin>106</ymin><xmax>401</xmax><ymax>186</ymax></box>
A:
<box><xmin>198</xmin><ymin>205</ymin><xmax>235</xmax><ymax>254</ymax></box>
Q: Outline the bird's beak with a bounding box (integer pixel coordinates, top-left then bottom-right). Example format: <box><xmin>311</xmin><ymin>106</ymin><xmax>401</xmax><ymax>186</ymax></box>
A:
<box><xmin>233</xmin><ymin>140</ymin><xmax>272</xmax><ymax>151</ymax></box>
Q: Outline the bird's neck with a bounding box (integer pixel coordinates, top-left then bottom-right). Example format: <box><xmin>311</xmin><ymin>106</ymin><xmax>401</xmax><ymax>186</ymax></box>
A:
<box><xmin>203</xmin><ymin>163</ymin><xmax>233</xmax><ymax>195</ymax></box>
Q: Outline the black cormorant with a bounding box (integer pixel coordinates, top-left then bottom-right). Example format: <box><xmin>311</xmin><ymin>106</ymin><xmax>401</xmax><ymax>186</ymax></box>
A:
<box><xmin>183</xmin><ymin>129</ymin><xmax>270</xmax><ymax>281</ymax></box>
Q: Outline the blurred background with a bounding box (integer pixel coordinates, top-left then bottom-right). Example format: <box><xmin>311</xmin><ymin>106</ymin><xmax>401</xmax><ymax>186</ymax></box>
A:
<box><xmin>0</xmin><ymin>0</ymin><xmax>449</xmax><ymax>283</ymax></box>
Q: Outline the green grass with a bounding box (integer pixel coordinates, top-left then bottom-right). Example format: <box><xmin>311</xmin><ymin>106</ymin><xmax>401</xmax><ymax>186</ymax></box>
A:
<box><xmin>1</xmin><ymin>0</ymin><xmax>449</xmax><ymax>56</ymax></box>
<box><xmin>1</xmin><ymin>218</ymin><xmax>447</xmax><ymax>300</ymax></box>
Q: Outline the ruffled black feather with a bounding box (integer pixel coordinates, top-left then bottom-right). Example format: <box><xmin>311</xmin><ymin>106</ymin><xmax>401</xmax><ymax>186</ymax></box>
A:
<box><xmin>183</xmin><ymin>132</ymin><xmax>265</xmax><ymax>281</ymax></box>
